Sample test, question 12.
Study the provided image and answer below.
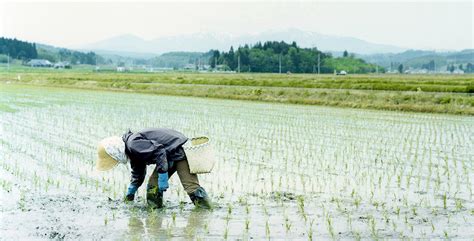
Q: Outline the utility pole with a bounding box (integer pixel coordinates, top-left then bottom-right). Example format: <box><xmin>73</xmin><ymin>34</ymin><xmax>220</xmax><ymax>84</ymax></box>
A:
<box><xmin>237</xmin><ymin>55</ymin><xmax>240</xmax><ymax>73</ymax></box>
<box><xmin>389</xmin><ymin>57</ymin><xmax>392</xmax><ymax>73</ymax></box>
<box><xmin>317</xmin><ymin>54</ymin><xmax>320</xmax><ymax>75</ymax></box>
<box><xmin>7</xmin><ymin>53</ymin><xmax>9</xmax><ymax>71</ymax></box>
<box><xmin>279</xmin><ymin>54</ymin><xmax>282</xmax><ymax>74</ymax></box>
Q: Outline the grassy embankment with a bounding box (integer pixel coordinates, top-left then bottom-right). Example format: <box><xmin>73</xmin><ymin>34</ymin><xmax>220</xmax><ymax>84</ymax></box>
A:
<box><xmin>1</xmin><ymin>68</ymin><xmax>473</xmax><ymax>115</ymax></box>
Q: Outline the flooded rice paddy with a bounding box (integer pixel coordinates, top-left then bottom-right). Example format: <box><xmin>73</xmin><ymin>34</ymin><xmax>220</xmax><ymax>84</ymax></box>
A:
<box><xmin>0</xmin><ymin>84</ymin><xmax>473</xmax><ymax>240</ymax></box>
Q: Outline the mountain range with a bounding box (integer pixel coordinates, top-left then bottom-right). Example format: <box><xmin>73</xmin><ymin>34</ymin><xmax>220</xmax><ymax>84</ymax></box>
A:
<box><xmin>358</xmin><ymin>49</ymin><xmax>474</xmax><ymax>69</ymax></box>
<box><xmin>77</xmin><ymin>29</ymin><xmax>407</xmax><ymax>56</ymax></box>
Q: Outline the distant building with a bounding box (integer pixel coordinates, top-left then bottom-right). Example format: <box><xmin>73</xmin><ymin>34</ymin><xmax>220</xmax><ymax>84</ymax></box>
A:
<box><xmin>27</xmin><ymin>59</ymin><xmax>52</xmax><ymax>67</ymax></box>
<box><xmin>337</xmin><ymin>70</ymin><xmax>347</xmax><ymax>75</ymax></box>
<box><xmin>184</xmin><ymin>64</ymin><xmax>196</xmax><ymax>70</ymax></box>
<box><xmin>405</xmin><ymin>68</ymin><xmax>428</xmax><ymax>74</ymax></box>
<box><xmin>147</xmin><ymin>67</ymin><xmax>173</xmax><ymax>73</ymax></box>
<box><xmin>386</xmin><ymin>70</ymin><xmax>399</xmax><ymax>74</ymax></box>
<box><xmin>54</xmin><ymin>61</ymin><xmax>71</xmax><ymax>69</ymax></box>
<box><xmin>214</xmin><ymin>64</ymin><xmax>229</xmax><ymax>72</ymax></box>
<box><xmin>199</xmin><ymin>64</ymin><xmax>211</xmax><ymax>71</ymax></box>
<box><xmin>116</xmin><ymin>66</ymin><xmax>133</xmax><ymax>72</ymax></box>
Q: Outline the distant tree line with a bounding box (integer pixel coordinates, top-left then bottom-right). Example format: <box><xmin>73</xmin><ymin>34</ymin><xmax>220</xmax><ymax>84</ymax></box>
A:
<box><xmin>446</xmin><ymin>63</ymin><xmax>474</xmax><ymax>73</ymax></box>
<box><xmin>421</xmin><ymin>60</ymin><xmax>435</xmax><ymax>71</ymax></box>
<box><xmin>464</xmin><ymin>63</ymin><xmax>474</xmax><ymax>73</ymax></box>
<box><xmin>56</xmin><ymin>49</ymin><xmax>97</xmax><ymax>65</ymax></box>
<box><xmin>0</xmin><ymin>37</ymin><xmax>100</xmax><ymax>65</ymax></box>
<box><xmin>152</xmin><ymin>52</ymin><xmax>213</xmax><ymax>69</ymax></box>
<box><xmin>36</xmin><ymin>47</ymin><xmax>99</xmax><ymax>65</ymax></box>
<box><xmin>389</xmin><ymin>62</ymin><xmax>406</xmax><ymax>73</ymax></box>
<box><xmin>208</xmin><ymin>41</ymin><xmax>333</xmax><ymax>73</ymax></box>
<box><xmin>0</xmin><ymin>37</ymin><xmax>38</xmax><ymax>60</ymax></box>
<box><xmin>208</xmin><ymin>41</ymin><xmax>380</xmax><ymax>74</ymax></box>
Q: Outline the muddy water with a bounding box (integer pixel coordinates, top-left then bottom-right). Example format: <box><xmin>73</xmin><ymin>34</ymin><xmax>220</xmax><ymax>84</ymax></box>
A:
<box><xmin>0</xmin><ymin>84</ymin><xmax>473</xmax><ymax>240</ymax></box>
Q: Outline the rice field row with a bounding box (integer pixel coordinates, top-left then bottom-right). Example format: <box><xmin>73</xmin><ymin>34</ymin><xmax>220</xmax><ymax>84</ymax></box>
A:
<box><xmin>0</xmin><ymin>83</ymin><xmax>473</xmax><ymax>239</ymax></box>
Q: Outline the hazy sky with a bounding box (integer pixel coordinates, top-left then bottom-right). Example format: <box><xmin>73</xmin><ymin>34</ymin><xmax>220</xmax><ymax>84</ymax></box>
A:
<box><xmin>1</xmin><ymin>1</ymin><xmax>472</xmax><ymax>50</ymax></box>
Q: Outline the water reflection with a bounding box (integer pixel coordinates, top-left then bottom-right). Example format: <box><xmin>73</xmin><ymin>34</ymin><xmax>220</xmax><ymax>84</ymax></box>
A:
<box><xmin>127</xmin><ymin>215</ymin><xmax>148</xmax><ymax>239</ymax></box>
<box><xmin>127</xmin><ymin>208</ymin><xmax>211</xmax><ymax>239</ymax></box>
<box><xmin>184</xmin><ymin>209</ymin><xmax>211</xmax><ymax>238</ymax></box>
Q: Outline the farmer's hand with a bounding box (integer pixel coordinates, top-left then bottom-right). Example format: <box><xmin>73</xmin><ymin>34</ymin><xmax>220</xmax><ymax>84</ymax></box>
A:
<box><xmin>158</xmin><ymin>173</ymin><xmax>169</xmax><ymax>192</ymax></box>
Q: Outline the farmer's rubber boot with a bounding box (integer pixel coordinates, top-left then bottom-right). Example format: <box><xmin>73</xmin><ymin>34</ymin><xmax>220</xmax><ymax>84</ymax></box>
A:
<box><xmin>189</xmin><ymin>187</ymin><xmax>212</xmax><ymax>209</ymax></box>
<box><xmin>146</xmin><ymin>186</ymin><xmax>163</xmax><ymax>209</ymax></box>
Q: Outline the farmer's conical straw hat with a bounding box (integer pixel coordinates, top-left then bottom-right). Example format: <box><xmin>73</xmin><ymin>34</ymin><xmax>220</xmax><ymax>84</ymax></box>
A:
<box><xmin>96</xmin><ymin>144</ymin><xmax>119</xmax><ymax>171</ymax></box>
<box><xmin>96</xmin><ymin>136</ymin><xmax>128</xmax><ymax>171</ymax></box>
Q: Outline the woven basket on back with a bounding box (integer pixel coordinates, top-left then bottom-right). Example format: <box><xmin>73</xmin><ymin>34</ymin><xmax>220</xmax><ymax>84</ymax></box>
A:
<box><xmin>183</xmin><ymin>136</ymin><xmax>217</xmax><ymax>174</ymax></box>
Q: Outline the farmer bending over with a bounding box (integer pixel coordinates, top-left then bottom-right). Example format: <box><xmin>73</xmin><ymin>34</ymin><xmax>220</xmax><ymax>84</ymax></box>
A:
<box><xmin>95</xmin><ymin>128</ymin><xmax>211</xmax><ymax>209</ymax></box>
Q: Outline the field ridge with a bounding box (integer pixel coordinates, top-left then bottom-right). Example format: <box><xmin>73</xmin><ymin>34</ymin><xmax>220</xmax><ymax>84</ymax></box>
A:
<box><xmin>1</xmin><ymin>72</ymin><xmax>473</xmax><ymax>115</ymax></box>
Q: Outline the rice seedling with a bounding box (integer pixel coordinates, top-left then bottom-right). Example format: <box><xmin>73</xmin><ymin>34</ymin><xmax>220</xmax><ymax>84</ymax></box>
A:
<box><xmin>245</xmin><ymin>218</ymin><xmax>250</xmax><ymax>231</ymax></box>
<box><xmin>223</xmin><ymin>224</ymin><xmax>229</xmax><ymax>240</ymax></box>
<box><xmin>265</xmin><ymin>219</ymin><xmax>270</xmax><ymax>238</ymax></box>
<box><xmin>308</xmin><ymin>219</ymin><xmax>315</xmax><ymax>241</ymax></box>
<box><xmin>455</xmin><ymin>199</ymin><xmax>463</xmax><ymax>210</ymax></box>
<box><xmin>326</xmin><ymin>214</ymin><xmax>335</xmax><ymax>239</ymax></box>
<box><xmin>369</xmin><ymin>216</ymin><xmax>378</xmax><ymax>240</ymax></box>
<box><xmin>285</xmin><ymin>216</ymin><xmax>292</xmax><ymax>233</ymax></box>
<box><xmin>442</xmin><ymin>193</ymin><xmax>448</xmax><ymax>209</ymax></box>
<box><xmin>171</xmin><ymin>212</ymin><xmax>177</xmax><ymax>224</ymax></box>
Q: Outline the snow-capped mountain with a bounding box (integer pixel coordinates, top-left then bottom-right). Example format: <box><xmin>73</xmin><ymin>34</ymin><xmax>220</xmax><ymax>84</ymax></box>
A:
<box><xmin>78</xmin><ymin>29</ymin><xmax>406</xmax><ymax>55</ymax></box>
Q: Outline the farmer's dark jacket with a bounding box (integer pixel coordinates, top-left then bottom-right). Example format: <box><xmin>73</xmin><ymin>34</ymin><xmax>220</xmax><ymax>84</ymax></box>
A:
<box><xmin>122</xmin><ymin>128</ymin><xmax>188</xmax><ymax>187</ymax></box>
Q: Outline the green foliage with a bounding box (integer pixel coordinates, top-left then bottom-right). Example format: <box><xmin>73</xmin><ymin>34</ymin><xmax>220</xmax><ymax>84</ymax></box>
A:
<box><xmin>361</xmin><ymin>49</ymin><xmax>474</xmax><ymax>70</ymax></box>
<box><xmin>37</xmin><ymin>47</ymin><xmax>98</xmax><ymax>65</ymax></box>
<box><xmin>421</xmin><ymin>60</ymin><xmax>435</xmax><ymax>71</ymax></box>
<box><xmin>465</xmin><ymin>63</ymin><xmax>474</xmax><ymax>73</ymax></box>
<box><xmin>36</xmin><ymin>48</ymin><xmax>57</xmax><ymax>62</ymax></box>
<box><xmin>343</xmin><ymin>50</ymin><xmax>349</xmax><ymax>57</ymax></box>
<box><xmin>404</xmin><ymin>55</ymin><xmax>444</xmax><ymax>69</ymax></box>
<box><xmin>0</xmin><ymin>37</ymin><xmax>99</xmax><ymax>65</ymax></box>
<box><xmin>211</xmin><ymin>41</ymin><xmax>380</xmax><ymax>74</ymax></box>
<box><xmin>0</xmin><ymin>37</ymin><xmax>37</xmax><ymax>60</ymax></box>
<box><xmin>0</xmin><ymin>54</ymin><xmax>9</xmax><ymax>63</ymax></box>
<box><xmin>324</xmin><ymin>57</ymin><xmax>383</xmax><ymax>74</ymax></box>
<box><xmin>398</xmin><ymin>64</ymin><xmax>404</xmax><ymax>73</ymax></box>
<box><xmin>151</xmin><ymin>51</ymin><xmax>213</xmax><ymax>68</ymax></box>
<box><xmin>58</xmin><ymin>49</ymin><xmax>97</xmax><ymax>65</ymax></box>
